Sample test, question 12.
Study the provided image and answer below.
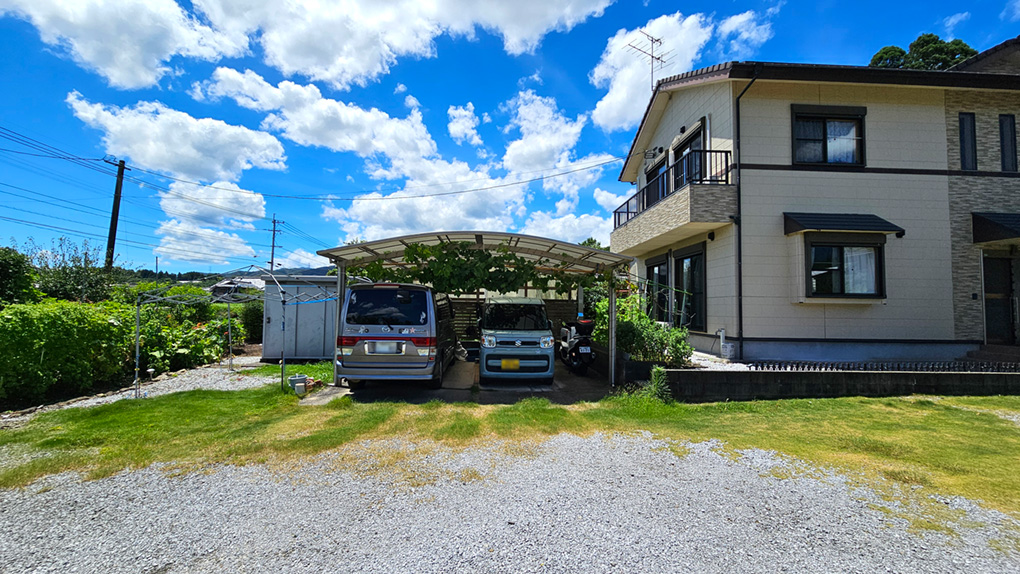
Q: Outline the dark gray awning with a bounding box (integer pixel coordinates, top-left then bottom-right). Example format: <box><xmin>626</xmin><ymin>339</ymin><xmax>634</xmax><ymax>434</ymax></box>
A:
<box><xmin>783</xmin><ymin>212</ymin><xmax>905</xmax><ymax>237</ymax></box>
<box><xmin>973</xmin><ymin>212</ymin><xmax>1020</xmax><ymax>243</ymax></box>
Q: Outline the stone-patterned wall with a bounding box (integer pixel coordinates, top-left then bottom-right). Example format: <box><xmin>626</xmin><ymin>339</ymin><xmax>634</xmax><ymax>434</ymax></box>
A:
<box><xmin>945</xmin><ymin>90</ymin><xmax>1020</xmax><ymax>341</ymax></box>
<box><xmin>610</xmin><ymin>184</ymin><xmax>735</xmax><ymax>255</ymax></box>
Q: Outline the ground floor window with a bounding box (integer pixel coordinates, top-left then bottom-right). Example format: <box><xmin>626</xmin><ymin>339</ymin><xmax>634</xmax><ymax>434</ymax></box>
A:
<box><xmin>674</xmin><ymin>244</ymin><xmax>706</xmax><ymax>332</ymax></box>
<box><xmin>645</xmin><ymin>258</ymin><xmax>669</xmax><ymax>322</ymax></box>
<box><xmin>805</xmin><ymin>233</ymin><xmax>885</xmax><ymax>298</ymax></box>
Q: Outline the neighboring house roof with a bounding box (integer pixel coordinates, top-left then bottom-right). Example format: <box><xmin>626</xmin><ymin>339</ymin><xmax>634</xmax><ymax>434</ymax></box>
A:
<box><xmin>949</xmin><ymin>35</ymin><xmax>1020</xmax><ymax>72</ymax></box>
<box><xmin>211</xmin><ymin>277</ymin><xmax>266</xmax><ymax>291</ymax></box>
<box><xmin>620</xmin><ymin>57</ymin><xmax>1020</xmax><ymax>183</ymax></box>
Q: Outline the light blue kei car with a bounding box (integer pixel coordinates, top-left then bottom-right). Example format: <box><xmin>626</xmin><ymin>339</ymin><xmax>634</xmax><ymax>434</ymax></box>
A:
<box><xmin>477</xmin><ymin>297</ymin><xmax>556</xmax><ymax>384</ymax></box>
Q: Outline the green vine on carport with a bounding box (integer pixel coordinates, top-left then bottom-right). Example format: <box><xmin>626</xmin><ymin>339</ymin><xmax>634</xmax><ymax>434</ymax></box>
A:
<box><xmin>349</xmin><ymin>241</ymin><xmax>607</xmax><ymax>296</ymax></box>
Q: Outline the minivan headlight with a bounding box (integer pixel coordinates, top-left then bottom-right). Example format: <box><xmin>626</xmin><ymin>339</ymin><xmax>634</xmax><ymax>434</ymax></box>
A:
<box><xmin>540</xmin><ymin>336</ymin><xmax>554</xmax><ymax>349</ymax></box>
<box><xmin>482</xmin><ymin>335</ymin><xmax>496</xmax><ymax>348</ymax></box>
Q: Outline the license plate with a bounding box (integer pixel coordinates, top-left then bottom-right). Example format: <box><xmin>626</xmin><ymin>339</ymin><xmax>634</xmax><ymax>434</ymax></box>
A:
<box><xmin>371</xmin><ymin>341</ymin><xmax>399</xmax><ymax>354</ymax></box>
<box><xmin>501</xmin><ymin>359</ymin><xmax>520</xmax><ymax>370</ymax></box>
<box><xmin>578</xmin><ymin>346</ymin><xmax>591</xmax><ymax>354</ymax></box>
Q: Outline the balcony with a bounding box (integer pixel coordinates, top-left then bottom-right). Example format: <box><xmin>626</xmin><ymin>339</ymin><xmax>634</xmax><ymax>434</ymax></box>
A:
<box><xmin>611</xmin><ymin>150</ymin><xmax>735</xmax><ymax>255</ymax></box>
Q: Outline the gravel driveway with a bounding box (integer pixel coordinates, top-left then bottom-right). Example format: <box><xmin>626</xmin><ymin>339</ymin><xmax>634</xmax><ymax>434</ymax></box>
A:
<box><xmin>1</xmin><ymin>433</ymin><xmax>1018</xmax><ymax>573</ymax></box>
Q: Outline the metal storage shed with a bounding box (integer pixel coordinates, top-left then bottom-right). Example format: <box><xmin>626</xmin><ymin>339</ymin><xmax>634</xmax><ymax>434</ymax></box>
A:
<box><xmin>261</xmin><ymin>275</ymin><xmax>338</xmax><ymax>361</ymax></box>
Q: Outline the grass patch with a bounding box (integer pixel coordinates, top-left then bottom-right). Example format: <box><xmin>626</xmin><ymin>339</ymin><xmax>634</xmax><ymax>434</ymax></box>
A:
<box><xmin>248</xmin><ymin>360</ymin><xmax>334</xmax><ymax>384</ymax></box>
<box><xmin>1</xmin><ymin>389</ymin><xmax>1018</xmax><ymax>519</ymax></box>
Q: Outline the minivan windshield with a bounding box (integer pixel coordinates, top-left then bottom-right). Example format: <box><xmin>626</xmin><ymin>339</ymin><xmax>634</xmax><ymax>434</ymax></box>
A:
<box><xmin>481</xmin><ymin>303</ymin><xmax>549</xmax><ymax>331</ymax></box>
<box><xmin>345</xmin><ymin>288</ymin><xmax>428</xmax><ymax>325</ymax></box>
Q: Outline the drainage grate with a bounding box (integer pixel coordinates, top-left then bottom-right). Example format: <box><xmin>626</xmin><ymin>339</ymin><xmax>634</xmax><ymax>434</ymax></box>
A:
<box><xmin>748</xmin><ymin>361</ymin><xmax>1020</xmax><ymax>373</ymax></box>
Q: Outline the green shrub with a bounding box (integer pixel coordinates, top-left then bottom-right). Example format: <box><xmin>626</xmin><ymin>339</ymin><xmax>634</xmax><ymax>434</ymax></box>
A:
<box><xmin>136</xmin><ymin>310</ymin><xmax>244</xmax><ymax>374</ymax></box>
<box><xmin>638</xmin><ymin>366</ymin><xmax>673</xmax><ymax>402</ymax></box>
<box><xmin>0</xmin><ymin>247</ymin><xmax>40</xmax><ymax>308</ymax></box>
<box><xmin>240</xmin><ymin>299</ymin><xmax>264</xmax><ymax>343</ymax></box>
<box><xmin>592</xmin><ymin>292</ymin><xmax>692</xmax><ymax>366</ymax></box>
<box><xmin>0</xmin><ymin>301</ymin><xmax>132</xmax><ymax>409</ymax></box>
<box><xmin>111</xmin><ymin>283</ymin><xmax>213</xmax><ymax>323</ymax></box>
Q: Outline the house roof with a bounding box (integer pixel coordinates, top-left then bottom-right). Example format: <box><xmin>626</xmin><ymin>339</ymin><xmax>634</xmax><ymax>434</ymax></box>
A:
<box><xmin>783</xmin><ymin>213</ymin><xmax>906</xmax><ymax>236</ymax></box>
<box><xmin>620</xmin><ymin>58</ymin><xmax>1020</xmax><ymax>183</ymax></box>
<box><xmin>949</xmin><ymin>35</ymin><xmax>1020</xmax><ymax>72</ymax></box>
<box><xmin>316</xmin><ymin>231</ymin><xmax>633</xmax><ymax>275</ymax></box>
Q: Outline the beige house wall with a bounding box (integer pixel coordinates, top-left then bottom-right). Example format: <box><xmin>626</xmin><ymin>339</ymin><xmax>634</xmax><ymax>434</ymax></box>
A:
<box><xmin>635</xmin><ymin>81</ymin><xmax>735</xmax><ymax>188</ymax></box>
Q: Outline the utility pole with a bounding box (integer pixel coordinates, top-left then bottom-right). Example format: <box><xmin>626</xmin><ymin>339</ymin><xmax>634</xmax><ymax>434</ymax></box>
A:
<box><xmin>104</xmin><ymin>159</ymin><xmax>128</xmax><ymax>270</ymax></box>
<box><xmin>155</xmin><ymin>256</ymin><xmax>159</xmax><ymax>281</ymax></box>
<box><xmin>269</xmin><ymin>214</ymin><xmax>283</xmax><ymax>271</ymax></box>
<box><xmin>627</xmin><ymin>30</ymin><xmax>670</xmax><ymax>92</ymax></box>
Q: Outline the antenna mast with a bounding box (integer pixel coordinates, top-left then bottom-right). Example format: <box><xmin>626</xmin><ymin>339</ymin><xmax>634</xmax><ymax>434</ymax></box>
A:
<box><xmin>627</xmin><ymin>30</ymin><xmax>671</xmax><ymax>92</ymax></box>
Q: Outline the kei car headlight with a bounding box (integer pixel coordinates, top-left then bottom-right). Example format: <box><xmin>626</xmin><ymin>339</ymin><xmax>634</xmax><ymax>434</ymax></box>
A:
<box><xmin>540</xmin><ymin>336</ymin><xmax>554</xmax><ymax>348</ymax></box>
<box><xmin>482</xmin><ymin>335</ymin><xmax>496</xmax><ymax>348</ymax></box>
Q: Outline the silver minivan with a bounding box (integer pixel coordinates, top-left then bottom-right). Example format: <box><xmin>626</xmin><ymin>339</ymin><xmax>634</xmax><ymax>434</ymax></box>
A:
<box><xmin>336</xmin><ymin>283</ymin><xmax>456</xmax><ymax>389</ymax></box>
<box><xmin>477</xmin><ymin>297</ymin><xmax>556</xmax><ymax>384</ymax></box>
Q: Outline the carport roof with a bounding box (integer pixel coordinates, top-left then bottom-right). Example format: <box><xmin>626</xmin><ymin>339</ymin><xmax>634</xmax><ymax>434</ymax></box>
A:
<box><xmin>317</xmin><ymin>231</ymin><xmax>633</xmax><ymax>274</ymax></box>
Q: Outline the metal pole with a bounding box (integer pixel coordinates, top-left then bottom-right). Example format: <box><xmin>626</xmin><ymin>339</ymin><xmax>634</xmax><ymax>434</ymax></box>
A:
<box><xmin>280</xmin><ymin>289</ymin><xmax>287</xmax><ymax>391</ymax></box>
<box><xmin>134</xmin><ymin>298</ymin><xmax>141</xmax><ymax>399</ymax></box>
<box><xmin>227</xmin><ymin>299</ymin><xmax>233</xmax><ymax>371</ymax></box>
<box><xmin>333</xmin><ymin>263</ymin><xmax>345</xmax><ymax>386</ymax></box>
<box><xmin>608</xmin><ymin>271</ymin><xmax>617</xmax><ymax>389</ymax></box>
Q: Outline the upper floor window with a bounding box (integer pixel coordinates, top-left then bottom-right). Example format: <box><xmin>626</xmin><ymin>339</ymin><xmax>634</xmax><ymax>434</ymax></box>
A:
<box><xmin>1000</xmin><ymin>114</ymin><xmax>1017</xmax><ymax>172</ymax></box>
<box><xmin>791</xmin><ymin>104</ymin><xmax>866</xmax><ymax>166</ymax></box>
<box><xmin>960</xmin><ymin>112</ymin><xmax>977</xmax><ymax>171</ymax></box>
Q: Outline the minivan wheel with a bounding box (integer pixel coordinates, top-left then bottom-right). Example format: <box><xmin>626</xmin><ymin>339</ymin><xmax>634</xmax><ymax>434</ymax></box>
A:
<box><xmin>427</xmin><ymin>355</ymin><xmax>444</xmax><ymax>390</ymax></box>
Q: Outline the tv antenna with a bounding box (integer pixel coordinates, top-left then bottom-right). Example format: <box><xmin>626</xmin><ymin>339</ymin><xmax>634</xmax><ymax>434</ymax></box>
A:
<box><xmin>627</xmin><ymin>30</ymin><xmax>672</xmax><ymax>92</ymax></box>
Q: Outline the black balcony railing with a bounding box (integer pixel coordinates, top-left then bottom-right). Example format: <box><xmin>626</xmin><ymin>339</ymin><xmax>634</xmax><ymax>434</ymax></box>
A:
<box><xmin>614</xmin><ymin>149</ymin><xmax>732</xmax><ymax>229</ymax></box>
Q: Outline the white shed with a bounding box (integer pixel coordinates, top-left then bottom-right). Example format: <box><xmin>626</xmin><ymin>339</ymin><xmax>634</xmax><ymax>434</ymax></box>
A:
<box><xmin>261</xmin><ymin>275</ymin><xmax>338</xmax><ymax>361</ymax></box>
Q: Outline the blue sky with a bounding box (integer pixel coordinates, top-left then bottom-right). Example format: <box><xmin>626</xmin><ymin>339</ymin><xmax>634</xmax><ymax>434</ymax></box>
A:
<box><xmin>1</xmin><ymin>0</ymin><xmax>1018</xmax><ymax>273</ymax></box>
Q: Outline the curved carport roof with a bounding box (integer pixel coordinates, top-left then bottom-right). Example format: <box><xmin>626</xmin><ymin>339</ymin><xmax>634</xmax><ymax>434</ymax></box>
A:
<box><xmin>317</xmin><ymin>231</ymin><xmax>634</xmax><ymax>387</ymax></box>
<box><xmin>316</xmin><ymin>230</ymin><xmax>633</xmax><ymax>273</ymax></box>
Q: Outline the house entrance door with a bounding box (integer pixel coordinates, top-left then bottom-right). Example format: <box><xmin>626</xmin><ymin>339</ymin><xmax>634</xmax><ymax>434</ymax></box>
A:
<box><xmin>984</xmin><ymin>257</ymin><xmax>1017</xmax><ymax>345</ymax></box>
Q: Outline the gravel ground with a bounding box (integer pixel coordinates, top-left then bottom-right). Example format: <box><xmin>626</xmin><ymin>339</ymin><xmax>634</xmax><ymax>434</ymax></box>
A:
<box><xmin>1</xmin><ymin>433</ymin><xmax>1017</xmax><ymax>574</ymax></box>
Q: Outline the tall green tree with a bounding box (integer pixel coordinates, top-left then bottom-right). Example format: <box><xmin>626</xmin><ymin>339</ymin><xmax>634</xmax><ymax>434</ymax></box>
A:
<box><xmin>870</xmin><ymin>33</ymin><xmax>977</xmax><ymax>70</ymax></box>
<box><xmin>22</xmin><ymin>238</ymin><xmax>112</xmax><ymax>302</ymax></box>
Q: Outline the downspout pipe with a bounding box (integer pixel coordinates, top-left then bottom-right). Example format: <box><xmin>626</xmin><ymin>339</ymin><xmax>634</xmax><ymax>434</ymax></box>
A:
<box><xmin>733</xmin><ymin>63</ymin><xmax>763</xmax><ymax>361</ymax></box>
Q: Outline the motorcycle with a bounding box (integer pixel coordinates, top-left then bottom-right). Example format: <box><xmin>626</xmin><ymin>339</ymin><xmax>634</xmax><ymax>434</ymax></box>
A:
<box><xmin>559</xmin><ymin>318</ymin><xmax>596</xmax><ymax>376</ymax></box>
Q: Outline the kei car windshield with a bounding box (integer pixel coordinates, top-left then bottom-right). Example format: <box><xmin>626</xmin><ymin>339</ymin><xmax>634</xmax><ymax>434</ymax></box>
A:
<box><xmin>345</xmin><ymin>288</ymin><xmax>428</xmax><ymax>325</ymax></box>
<box><xmin>481</xmin><ymin>304</ymin><xmax>549</xmax><ymax>331</ymax></box>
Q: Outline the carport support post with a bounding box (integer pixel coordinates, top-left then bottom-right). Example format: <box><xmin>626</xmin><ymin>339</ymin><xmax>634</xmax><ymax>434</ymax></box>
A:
<box><xmin>333</xmin><ymin>263</ymin><xmax>345</xmax><ymax>387</ymax></box>
<box><xmin>608</xmin><ymin>272</ymin><xmax>617</xmax><ymax>389</ymax></box>
<box><xmin>280</xmin><ymin>290</ymin><xmax>287</xmax><ymax>392</ymax></box>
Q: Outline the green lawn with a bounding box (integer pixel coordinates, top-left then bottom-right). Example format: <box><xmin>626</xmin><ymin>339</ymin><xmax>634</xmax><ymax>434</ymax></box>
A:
<box><xmin>1</xmin><ymin>381</ymin><xmax>1018</xmax><ymax>517</ymax></box>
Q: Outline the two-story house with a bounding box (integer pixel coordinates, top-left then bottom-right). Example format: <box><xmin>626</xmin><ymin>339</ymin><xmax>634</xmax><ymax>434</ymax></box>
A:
<box><xmin>610</xmin><ymin>36</ymin><xmax>1020</xmax><ymax>362</ymax></box>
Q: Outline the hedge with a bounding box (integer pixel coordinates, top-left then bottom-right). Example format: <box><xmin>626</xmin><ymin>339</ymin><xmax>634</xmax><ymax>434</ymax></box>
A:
<box><xmin>0</xmin><ymin>300</ymin><xmax>133</xmax><ymax>409</ymax></box>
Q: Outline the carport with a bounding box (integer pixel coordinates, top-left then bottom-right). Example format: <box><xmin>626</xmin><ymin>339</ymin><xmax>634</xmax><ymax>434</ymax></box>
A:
<box><xmin>316</xmin><ymin>231</ymin><xmax>634</xmax><ymax>387</ymax></box>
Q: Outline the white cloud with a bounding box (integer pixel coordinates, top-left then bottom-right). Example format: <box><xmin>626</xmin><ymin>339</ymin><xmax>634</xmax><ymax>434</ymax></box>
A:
<box><xmin>590</xmin><ymin>13</ymin><xmax>714</xmax><ymax>131</ymax></box>
<box><xmin>67</xmin><ymin>91</ymin><xmax>286</xmax><ymax>182</ymax></box>
<box><xmin>717</xmin><ymin>10</ymin><xmax>775</xmax><ymax>60</ymax></box>
<box><xmin>155</xmin><ymin>219</ymin><xmax>256</xmax><ymax>264</ymax></box>
<box><xmin>0</xmin><ymin>0</ymin><xmax>245</xmax><ymax>89</ymax></box>
<box><xmin>593</xmin><ymin>187</ymin><xmax>628</xmax><ymax>213</ymax></box>
<box><xmin>502</xmin><ymin>90</ymin><xmax>615</xmax><ymax>209</ymax></box>
<box><xmin>394</xmin><ymin>83</ymin><xmax>408</xmax><ymax>94</ymax></box>
<box><xmin>448</xmin><ymin>103</ymin><xmax>484</xmax><ymax>146</ymax></box>
<box><xmin>194</xmin><ymin>0</ymin><xmax>613</xmax><ymax>89</ymax></box>
<box><xmin>196</xmin><ymin>68</ymin><xmax>436</xmax><ymax>162</ymax></box>
<box><xmin>160</xmin><ymin>181</ymin><xmax>266</xmax><ymax>226</ymax></box>
<box><xmin>943</xmin><ymin>12</ymin><xmax>970</xmax><ymax>38</ymax></box>
<box><xmin>274</xmin><ymin>248</ymin><xmax>329</xmax><ymax>269</ymax></box>
<box><xmin>404</xmin><ymin>95</ymin><xmax>421</xmax><ymax>109</ymax></box>
<box><xmin>519</xmin><ymin>211</ymin><xmax>613</xmax><ymax>245</ymax></box>
<box><xmin>1002</xmin><ymin>1</ymin><xmax>1020</xmax><ymax>22</ymax></box>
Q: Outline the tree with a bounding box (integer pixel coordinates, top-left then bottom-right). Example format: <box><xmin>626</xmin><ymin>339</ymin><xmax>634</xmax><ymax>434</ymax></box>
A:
<box><xmin>0</xmin><ymin>247</ymin><xmax>38</xmax><ymax>307</ymax></box>
<box><xmin>870</xmin><ymin>33</ymin><xmax>977</xmax><ymax>70</ymax></box>
<box><xmin>579</xmin><ymin>237</ymin><xmax>607</xmax><ymax>251</ymax></box>
<box><xmin>22</xmin><ymin>238</ymin><xmax>111</xmax><ymax>302</ymax></box>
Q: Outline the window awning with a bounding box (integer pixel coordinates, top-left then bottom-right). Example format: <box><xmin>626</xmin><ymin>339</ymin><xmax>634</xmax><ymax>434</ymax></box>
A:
<box><xmin>972</xmin><ymin>212</ymin><xmax>1020</xmax><ymax>243</ymax></box>
<box><xmin>783</xmin><ymin>212</ymin><xmax>905</xmax><ymax>237</ymax></box>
